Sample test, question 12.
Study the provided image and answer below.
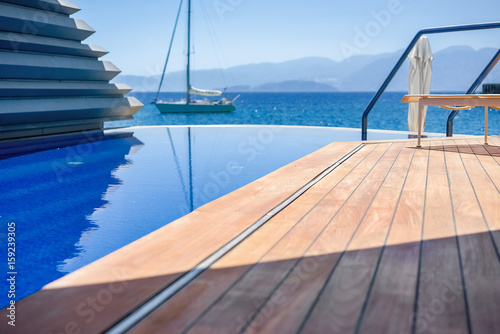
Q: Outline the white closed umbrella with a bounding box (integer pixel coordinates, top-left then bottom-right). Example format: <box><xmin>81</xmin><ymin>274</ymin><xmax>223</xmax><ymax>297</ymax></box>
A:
<box><xmin>408</xmin><ymin>36</ymin><xmax>433</xmax><ymax>132</ymax></box>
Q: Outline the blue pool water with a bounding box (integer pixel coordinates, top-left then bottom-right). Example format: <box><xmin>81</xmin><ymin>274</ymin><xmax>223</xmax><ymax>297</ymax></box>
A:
<box><xmin>108</xmin><ymin>92</ymin><xmax>500</xmax><ymax>137</ymax></box>
<box><xmin>0</xmin><ymin>125</ymin><xmax>411</xmax><ymax>308</ymax></box>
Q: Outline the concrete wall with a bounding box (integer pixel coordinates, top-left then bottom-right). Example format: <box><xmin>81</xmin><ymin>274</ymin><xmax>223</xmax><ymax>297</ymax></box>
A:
<box><xmin>0</xmin><ymin>0</ymin><xmax>143</xmax><ymax>140</ymax></box>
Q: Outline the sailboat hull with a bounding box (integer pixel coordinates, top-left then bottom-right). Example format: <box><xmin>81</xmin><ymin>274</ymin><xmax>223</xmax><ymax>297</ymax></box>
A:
<box><xmin>155</xmin><ymin>102</ymin><xmax>235</xmax><ymax>113</ymax></box>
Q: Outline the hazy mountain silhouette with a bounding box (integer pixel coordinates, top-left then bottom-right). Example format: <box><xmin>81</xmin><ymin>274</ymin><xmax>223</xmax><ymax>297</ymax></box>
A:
<box><xmin>118</xmin><ymin>46</ymin><xmax>500</xmax><ymax>92</ymax></box>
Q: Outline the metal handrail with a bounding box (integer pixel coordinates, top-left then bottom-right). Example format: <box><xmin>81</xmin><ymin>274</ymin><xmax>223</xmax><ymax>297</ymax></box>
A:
<box><xmin>361</xmin><ymin>22</ymin><xmax>500</xmax><ymax>141</ymax></box>
<box><xmin>447</xmin><ymin>48</ymin><xmax>500</xmax><ymax>136</ymax></box>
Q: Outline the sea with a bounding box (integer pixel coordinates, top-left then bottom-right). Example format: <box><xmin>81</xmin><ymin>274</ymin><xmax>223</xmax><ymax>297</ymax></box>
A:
<box><xmin>107</xmin><ymin>91</ymin><xmax>500</xmax><ymax>137</ymax></box>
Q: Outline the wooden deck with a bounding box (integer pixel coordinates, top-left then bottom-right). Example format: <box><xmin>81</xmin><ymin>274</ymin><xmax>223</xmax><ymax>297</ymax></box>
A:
<box><xmin>2</xmin><ymin>136</ymin><xmax>500</xmax><ymax>334</ymax></box>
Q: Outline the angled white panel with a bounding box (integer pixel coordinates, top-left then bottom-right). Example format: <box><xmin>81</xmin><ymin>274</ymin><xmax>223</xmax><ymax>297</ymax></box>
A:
<box><xmin>0</xmin><ymin>2</ymin><xmax>94</xmax><ymax>41</ymax></box>
<box><xmin>0</xmin><ymin>51</ymin><xmax>120</xmax><ymax>81</ymax></box>
<box><xmin>0</xmin><ymin>0</ymin><xmax>80</xmax><ymax>15</ymax></box>
<box><xmin>0</xmin><ymin>81</ymin><xmax>132</xmax><ymax>97</ymax></box>
<box><xmin>0</xmin><ymin>97</ymin><xmax>142</xmax><ymax>125</ymax></box>
<box><xmin>0</xmin><ymin>31</ymin><xmax>108</xmax><ymax>58</ymax></box>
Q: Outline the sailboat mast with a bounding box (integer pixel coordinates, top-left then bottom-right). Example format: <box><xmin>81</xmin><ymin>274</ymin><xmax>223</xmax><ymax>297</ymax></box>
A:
<box><xmin>186</xmin><ymin>0</ymin><xmax>191</xmax><ymax>103</ymax></box>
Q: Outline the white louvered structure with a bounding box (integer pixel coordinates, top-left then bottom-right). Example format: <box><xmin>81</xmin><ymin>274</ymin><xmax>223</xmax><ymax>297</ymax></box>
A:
<box><xmin>0</xmin><ymin>0</ymin><xmax>143</xmax><ymax>140</ymax></box>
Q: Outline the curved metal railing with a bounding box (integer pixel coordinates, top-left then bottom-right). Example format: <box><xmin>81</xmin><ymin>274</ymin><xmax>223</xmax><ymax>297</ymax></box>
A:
<box><xmin>361</xmin><ymin>22</ymin><xmax>500</xmax><ymax>141</ymax></box>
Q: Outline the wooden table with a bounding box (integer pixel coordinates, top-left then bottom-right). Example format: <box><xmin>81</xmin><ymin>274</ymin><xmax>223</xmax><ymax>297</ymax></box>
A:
<box><xmin>402</xmin><ymin>94</ymin><xmax>500</xmax><ymax>147</ymax></box>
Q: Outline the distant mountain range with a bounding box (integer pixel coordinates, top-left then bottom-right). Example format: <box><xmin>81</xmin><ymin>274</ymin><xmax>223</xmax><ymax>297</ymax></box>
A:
<box><xmin>117</xmin><ymin>46</ymin><xmax>500</xmax><ymax>93</ymax></box>
<box><xmin>231</xmin><ymin>80</ymin><xmax>339</xmax><ymax>92</ymax></box>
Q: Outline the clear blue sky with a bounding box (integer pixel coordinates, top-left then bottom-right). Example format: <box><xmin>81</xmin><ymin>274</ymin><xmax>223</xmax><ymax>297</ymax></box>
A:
<box><xmin>75</xmin><ymin>0</ymin><xmax>500</xmax><ymax>75</ymax></box>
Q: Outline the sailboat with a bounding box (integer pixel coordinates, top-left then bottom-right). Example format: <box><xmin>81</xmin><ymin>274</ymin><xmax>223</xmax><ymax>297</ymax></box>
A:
<box><xmin>154</xmin><ymin>0</ymin><xmax>237</xmax><ymax>113</ymax></box>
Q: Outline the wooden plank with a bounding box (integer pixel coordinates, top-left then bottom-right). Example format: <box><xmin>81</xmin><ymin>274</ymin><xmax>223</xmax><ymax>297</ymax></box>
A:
<box><xmin>0</xmin><ymin>142</ymin><xmax>361</xmax><ymax>334</ymax></box>
<box><xmin>451</xmin><ymin>139</ymin><xmax>500</xmax><ymax>333</ymax></box>
<box><xmin>356</xmin><ymin>141</ymin><xmax>429</xmax><ymax>334</ymax></box>
<box><xmin>485</xmin><ymin>135</ymin><xmax>500</xmax><ymax>148</ymax></box>
<box><xmin>196</xmin><ymin>140</ymin><xmax>365</xmax><ymax>217</ymax></box>
<box><xmin>296</xmin><ymin>142</ymin><xmax>413</xmax><ymax>334</ymax></box>
<box><xmin>413</xmin><ymin>140</ymin><xmax>468</xmax><ymax>334</ymax></box>
<box><xmin>182</xmin><ymin>143</ymin><xmax>395</xmax><ymax>333</ymax></box>
<box><xmin>482</xmin><ymin>136</ymin><xmax>500</xmax><ymax>166</ymax></box>
<box><xmin>197</xmin><ymin>142</ymin><xmax>362</xmax><ymax>216</ymax></box>
<box><xmin>129</xmin><ymin>144</ymin><xmax>377</xmax><ymax>334</ymax></box>
<box><xmin>466</xmin><ymin>137</ymin><xmax>500</xmax><ymax>249</ymax></box>
<box><xmin>473</xmin><ymin>137</ymin><xmax>500</xmax><ymax>255</ymax></box>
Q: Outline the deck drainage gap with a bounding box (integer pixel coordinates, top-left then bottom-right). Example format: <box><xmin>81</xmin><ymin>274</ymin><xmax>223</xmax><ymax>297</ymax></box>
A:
<box><xmin>106</xmin><ymin>143</ymin><xmax>366</xmax><ymax>334</ymax></box>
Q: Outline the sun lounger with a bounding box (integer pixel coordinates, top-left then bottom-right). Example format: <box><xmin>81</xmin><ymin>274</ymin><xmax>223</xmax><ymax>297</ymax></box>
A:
<box><xmin>402</xmin><ymin>94</ymin><xmax>500</xmax><ymax>147</ymax></box>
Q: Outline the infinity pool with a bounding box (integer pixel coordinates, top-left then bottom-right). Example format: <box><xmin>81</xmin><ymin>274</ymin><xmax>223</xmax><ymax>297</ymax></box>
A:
<box><xmin>0</xmin><ymin>125</ymin><xmax>429</xmax><ymax>307</ymax></box>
